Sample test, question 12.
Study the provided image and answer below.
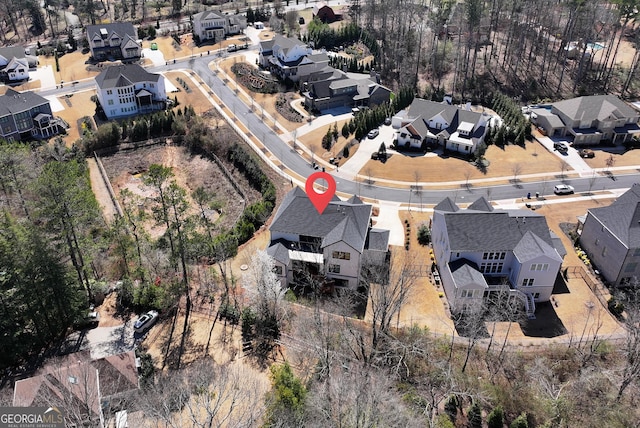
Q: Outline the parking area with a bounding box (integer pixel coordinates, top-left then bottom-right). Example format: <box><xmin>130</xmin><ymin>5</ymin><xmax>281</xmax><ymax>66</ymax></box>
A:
<box><xmin>334</xmin><ymin>123</ymin><xmax>397</xmax><ymax>180</ymax></box>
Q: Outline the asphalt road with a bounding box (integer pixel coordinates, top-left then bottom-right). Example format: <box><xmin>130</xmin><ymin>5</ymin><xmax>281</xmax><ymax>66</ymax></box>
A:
<box><xmin>39</xmin><ymin>55</ymin><xmax>640</xmax><ymax>204</ymax></box>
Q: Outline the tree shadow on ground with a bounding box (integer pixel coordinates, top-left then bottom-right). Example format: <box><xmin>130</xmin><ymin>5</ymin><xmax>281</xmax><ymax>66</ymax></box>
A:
<box><xmin>519</xmin><ymin>302</ymin><xmax>567</xmax><ymax>338</ymax></box>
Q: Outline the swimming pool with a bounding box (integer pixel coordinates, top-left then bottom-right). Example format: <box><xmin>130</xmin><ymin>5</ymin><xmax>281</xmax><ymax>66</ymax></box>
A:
<box><xmin>587</xmin><ymin>42</ymin><xmax>605</xmax><ymax>51</ymax></box>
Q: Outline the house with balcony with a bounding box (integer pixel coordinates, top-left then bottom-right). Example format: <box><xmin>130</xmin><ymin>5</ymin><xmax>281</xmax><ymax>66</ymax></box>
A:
<box><xmin>192</xmin><ymin>10</ymin><xmax>247</xmax><ymax>43</ymax></box>
<box><xmin>86</xmin><ymin>22</ymin><xmax>141</xmax><ymax>61</ymax></box>
<box><xmin>259</xmin><ymin>35</ymin><xmax>313</xmax><ymax>82</ymax></box>
<box><xmin>431</xmin><ymin>196</ymin><xmax>566</xmax><ymax>317</ymax></box>
<box><xmin>579</xmin><ymin>184</ymin><xmax>640</xmax><ymax>286</ymax></box>
<box><xmin>267</xmin><ymin>187</ymin><xmax>389</xmax><ymax>290</ymax></box>
<box><xmin>0</xmin><ymin>89</ymin><xmax>66</xmax><ymax>142</ymax></box>
<box><xmin>0</xmin><ymin>46</ymin><xmax>38</xmax><ymax>82</ymax></box>
<box><xmin>531</xmin><ymin>95</ymin><xmax>640</xmax><ymax>145</ymax></box>
<box><xmin>95</xmin><ymin>64</ymin><xmax>166</xmax><ymax>119</ymax></box>
<box><xmin>395</xmin><ymin>98</ymin><xmax>490</xmax><ymax>154</ymax></box>
<box><xmin>302</xmin><ymin>67</ymin><xmax>391</xmax><ymax>112</ymax></box>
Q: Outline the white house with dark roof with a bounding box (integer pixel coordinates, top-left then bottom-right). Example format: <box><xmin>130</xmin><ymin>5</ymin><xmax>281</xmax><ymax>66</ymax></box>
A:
<box><xmin>531</xmin><ymin>95</ymin><xmax>640</xmax><ymax>145</ymax></box>
<box><xmin>0</xmin><ymin>47</ymin><xmax>38</xmax><ymax>82</ymax></box>
<box><xmin>267</xmin><ymin>187</ymin><xmax>389</xmax><ymax>289</ymax></box>
<box><xmin>396</xmin><ymin>98</ymin><xmax>490</xmax><ymax>154</ymax></box>
<box><xmin>95</xmin><ymin>64</ymin><xmax>166</xmax><ymax>119</ymax></box>
<box><xmin>86</xmin><ymin>22</ymin><xmax>141</xmax><ymax>61</ymax></box>
<box><xmin>192</xmin><ymin>10</ymin><xmax>247</xmax><ymax>42</ymax></box>
<box><xmin>579</xmin><ymin>184</ymin><xmax>640</xmax><ymax>286</ymax></box>
<box><xmin>431</xmin><ymin>196</ymin><xmax>566</xmax><ymax>316</ymax></box>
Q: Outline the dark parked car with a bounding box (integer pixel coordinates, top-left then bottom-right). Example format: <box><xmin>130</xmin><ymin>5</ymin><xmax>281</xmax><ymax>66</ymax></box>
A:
<box><xmin>580</xmin><ymin>148</ymin><xmax>595</xmax><ymax>158</ymax></box>
<box><xmin>554</xmin><ymin>142</ymin><xmax>569</xmax><ymax>152</ymax></box>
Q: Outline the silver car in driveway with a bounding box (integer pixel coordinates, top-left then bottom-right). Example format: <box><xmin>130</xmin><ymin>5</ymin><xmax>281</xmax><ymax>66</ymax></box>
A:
<box><xmin>134</xmin><ymin>310</ymin><xmax>158</xmax><ymax>333</ymax></box>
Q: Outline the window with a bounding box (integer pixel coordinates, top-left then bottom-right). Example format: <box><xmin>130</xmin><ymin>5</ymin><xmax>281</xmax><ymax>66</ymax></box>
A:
<box><xmin>522</xmin><ymin>278</ymin><xmax>535</xmax><ymax>287</ymax></box>
<box><xmin>483</xmin><ymin>252</ymin><xmax>506</xmax><ymax>260</ymax></box>
<box><xmin>634</xmin><ymin>248</ymin><xmax>640</xmax><ymax>257</ymax></box>
<box><xmin>332</xmin><ymin>251</ymin><xmax>350</xmax><ymax>260</ymax></box>
<box><xmin>108</xmin><ymin>99</ymin><xmax>114</xmax><ymax>105</ymax></box>
<box><xmin>461</xmin><ymin>289</ymin><xmax>474</xmax><ymax>298</ymax></box>
<box><xmin>533</xmin><ymin>293</ymin><xmax>540</xmax><ymax>299</ymax></box>
<box><xmin>273</xmin><ymin>265</ymin><xmax>283</xmax><ymax>275</ymax></box>
<box><xmin>480</xmin><ymin>262</ymin><xmax>503</xmax><ymax>274</ymax></box>
<box><xmin>624</xmin><ymin>263</ymin><xmax>638</xmax><ymax>273</ymax></box>
<box><xmin>530</xmin><ymin>263</ymin><xmax>549</xmax><ymax>271</ymax></box>
<box><xmin>106</xmin><ymin>90</ymin><xmax>112</xmax><ymax>95</ymax></box>
<box><xmin>328</xmin><ymin>264</ymin><xmax>340</xmax><ymax>273</ymax></box>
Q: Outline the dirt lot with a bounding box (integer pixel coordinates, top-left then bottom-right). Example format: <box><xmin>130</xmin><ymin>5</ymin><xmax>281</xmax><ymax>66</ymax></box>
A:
<box><xmin>297</xmin><ymin>118</ymin><xmax>360</xmax><ymax>164</ymax></box>
<box><xmin>54</xmin><ymin>89</ymin><xmax>99</xmax><ymax>145</ymax></box>
<box><xmin>99</xmin><ymin>144</ymin><xmax>259</xmax><ymax>235</ymax></box>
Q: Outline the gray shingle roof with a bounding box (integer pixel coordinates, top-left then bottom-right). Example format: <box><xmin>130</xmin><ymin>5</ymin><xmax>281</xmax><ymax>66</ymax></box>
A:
<box><xmin>450</xmin><ymin>259</ymin><xmax>488</xmax><ymax>288</ymax></box>
<box><xmin>366</xmin><ymin>228</ymin><xmax>389</xmax><ymax>251</ymax></box>
<box><xmin>513</xmin><ymin>230</ymin><xmax>560</xmax><ymax>262</ymax></box>
<box><xmin>267</xmin><ymin>242</ymin><xmax>290</xmax><ymax>264</ymax></box>
<box><xmin>552</xmin><ymin>95</ymin><xmax>638</xmax><ymax>123</ymax></box>
<box><xmin>193</xmin><ymin>10</ymin><xmax>224</xmax><ymax>21</ymax></box>
<box><xmin>467</xmin><ymin>196</ymin><xmax>494</xmax><ymax>212</ymax></box>
<box><xmin>86</xmin><ymin>22</ymin><xmax>137</xmax><ymax>42</ymax></box>
<box><xmin>95</xmin><ymin>64</ymin><xmax>160</xmax><ymax>89</ymax></box>
<box><xmin>433</xmin><ymin>197</ymin><xmax>459</xmax><ymax>212</ymax></box>
<box><xmin>273</xmin><ymin>34</ymin><xmax>306</xmax><ymax>56</ymax></box>
<box><xmin>587</xmin><ymin>183</ymin><xmax>640</xmax><ymax>248</ymax></box>
<box><xmin>0</xmin><ymin>89</ymin><xmax>48</xmax><ymax>116</ymax></box>
<box><xmin>270</xmin><ymin>187</ymin><xmax>372</xmax><ymax>253</ymax></box>
<box><xmin>403</xmin><ymin>98</ymin><xmax>487</xmax><ymax>142</ymax></box>
<box><xmin>436</xmin><ymin>197</ymin><xmax>559</xmax><ymax>253</ymax></box>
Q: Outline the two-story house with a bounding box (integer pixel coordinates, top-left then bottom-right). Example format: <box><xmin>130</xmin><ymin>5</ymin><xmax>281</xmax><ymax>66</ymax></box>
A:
<box><xmin>0</xmin><ymin>89</ymin><xmax>66</xmax><ymax>141</ymax></box>
<box><xmin>192</xmin><ymin>10</ymin><xmax>247</xmax><ymax>42</ymax></box>
<box><xmin>396</xmin><ymin>98</ymin><xmax>491</xmax><ymax>154</ymax></box>
<box><xmin>0</xmin><ymin>47</ymin><xmax>38</xmax><ymax>82</ymax></box>
<box><xmin>95</xmin><ymin>64</ymin><xmax>167</xmax><ymax>120</ymax></box>
<box><xmin>531</xmin><ymin>95</ymin><xmax>640</xmax><ymax>145</ymax></box>
<box><xmin>431</xmin><ymin>196</ymin><xmax>566</xmax><ymax>316</ymax></box>
<box><xmin>86</xmin><ymin>22</ymin><xmax>141</xmax><ymax>61</ymax></box>
<box><xmin>267</xmin><ymin>187</ymin><xmax>389</xmax><ymax>289</ymax></box>
<box><xmin>303</xmin><ymin>67</ymin><xmax>391</xmax><ymax>112</ymax></box>
<box><xmin>259</xmin><ymin>35</ymin><xmax>313</xmax><ymax>82</ymax></box>
<box><xmin>579</xmin><ymin>184</ymin><xmax>640</xmax><ymax>286</ymax></box>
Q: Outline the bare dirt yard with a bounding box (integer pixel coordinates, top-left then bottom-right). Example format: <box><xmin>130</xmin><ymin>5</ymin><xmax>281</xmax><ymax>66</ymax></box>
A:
<box><xmin>99</xmin><ymin>144</ymin><xmax>260</xmax><ymax>235</ymax></box>
<box><xmin>297</xmin><ymin>118</ymin><xmax>360</xmax><ymax>165</ymax></box>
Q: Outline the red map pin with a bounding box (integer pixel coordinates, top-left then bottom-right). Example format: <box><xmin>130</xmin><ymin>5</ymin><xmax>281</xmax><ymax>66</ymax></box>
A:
<box><xmin>305</xmin><ymin>171</ymin><xmax>336</xmax><ymax>214</ymax></box>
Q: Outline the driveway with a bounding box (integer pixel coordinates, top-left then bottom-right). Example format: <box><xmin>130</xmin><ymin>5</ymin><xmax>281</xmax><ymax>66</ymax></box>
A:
<box><xmin>84</xmin><ymin>323</ymin><xmax>136</xmax><ymax>359</ymax></box>
<box><xmin>534</xmin><ymin>134</ymin><xmax>593</xmax><ymax>176</ymax></box>
<box><xmin>335</xmin><ymin>124</ymin><xmax>397</xmax><ymax>179</ymax></box>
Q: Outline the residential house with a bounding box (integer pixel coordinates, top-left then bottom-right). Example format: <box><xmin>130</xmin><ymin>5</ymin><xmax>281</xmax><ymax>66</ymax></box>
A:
<box><xmin>312</xmin><ymin>2</ymin><xmax>338</xmax><ymax>23</ymax></box>
<box><xmin>431</xmin><ymin>196</ymin><xmax>566</xmax><ymax>316</ymax></box>
<box><xmin>192</xmin><ymin>10</ymin><xmax>247</xmax><ymax>43</ymax></box>
<box><xmin>531</xmin><ymin>95</ymin><xmax>640</xmax><ymax>145</ymax></box>
<box><xmin>267</xmin><ymin>187</ymin><xmax>389</xmax><ymax>289</ymax></box>
<box><xmin>0</xmin><ymin>89</ymin><xmax>66</xmax><ymax>142</ymax></box>
<box><xmin>13</xmin><ymin>350</ymin><xmax>139</xmax><ymax>428</ymax></box>
<box><xmin>0</xmin><ymin>46</ymin><xmax>38</xmax><ymax>82</ymax></box>
<box><xmin>86</xmin><ymin>22</ymin><xmax>141</xmax><ymax>61</ymax></box>
<box><xmin>259</xmin><ymin>35</ymin><xmax>313</xmax><ymax>81</ymax></box>
<box><xmin>579</xmin><ymin>183</ymin><xmax>640</xmax><ymax>286</ymax></box>
<box><xmin>303</xmin><ymin>67</ymin><xmax>391</xmax><ymax>112</ymax></box>
<box><xmin>395</xmin><ymin>98</ymin><xmax>490</xmax><ymax>154</ymax></box>
<box><xmin>95</xmin><ymin>64</ymin><xmax>167</xmax><ymax>119</ymax></box>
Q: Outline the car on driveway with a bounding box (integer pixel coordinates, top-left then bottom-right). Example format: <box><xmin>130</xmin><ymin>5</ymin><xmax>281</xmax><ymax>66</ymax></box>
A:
<box><xmin>554</xmin><ymin>184</ymin><xmax>575</xmax><ymax>195</ymax></box>
<box><xmin>367</xmin><ymin>129</ymin><xmax>379</xmax><ymax>139</ymax></box>
<box><xmin>134</xmin><ymin>310</ymin><xmax>158</xmax><ymax>333</ymax></box>
<box><xmin>579</xmin><ymin>148</ymin><xmax>595</xmax><ymax>158</ymax></box>
<box><xmin>553</xmin><ymin>142</ymin><xmax>569</xmax><ymax>153</ymax></box>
